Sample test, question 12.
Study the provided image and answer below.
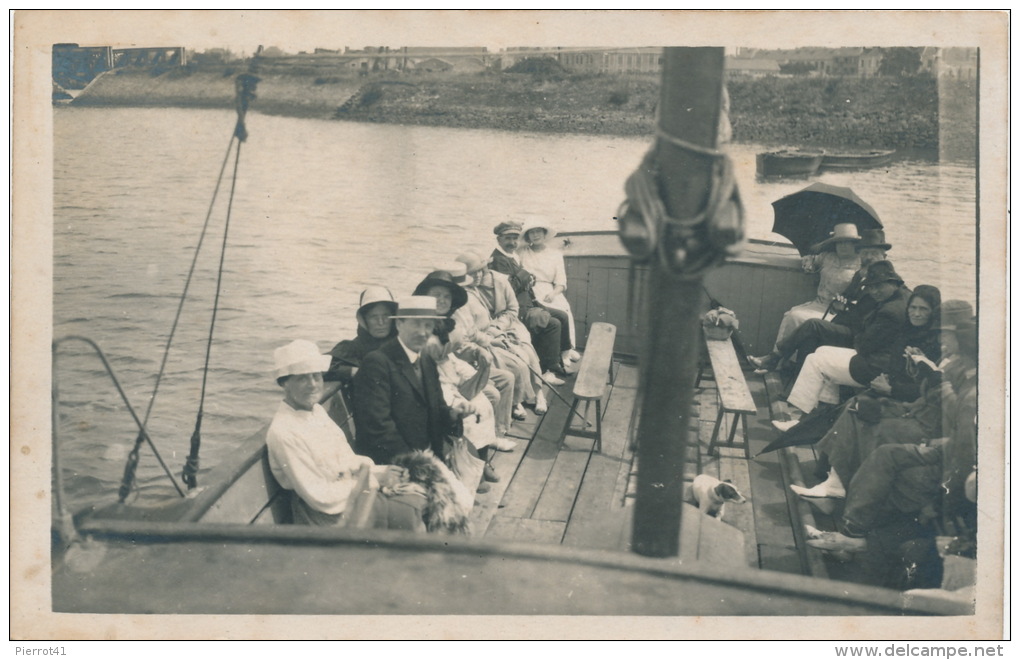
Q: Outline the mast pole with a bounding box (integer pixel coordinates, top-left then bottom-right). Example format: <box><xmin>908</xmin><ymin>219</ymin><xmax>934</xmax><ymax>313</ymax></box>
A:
<box><xmin>631</xmin><ymin>47</ymin><xmax>727</xmax><ymax>558</ymax></box>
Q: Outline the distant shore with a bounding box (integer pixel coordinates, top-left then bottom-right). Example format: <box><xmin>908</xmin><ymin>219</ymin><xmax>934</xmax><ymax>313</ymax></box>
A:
<box><xmin>71</xmin><ymin>66</ymin><xmax>951</xmax><ymax>150</ymax></box>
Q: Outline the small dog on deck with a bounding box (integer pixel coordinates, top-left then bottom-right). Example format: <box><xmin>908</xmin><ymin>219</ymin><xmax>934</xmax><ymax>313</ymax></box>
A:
<box><xmin>689</xmin><ymin>474</ymin><xmax>746</xmax><ymax>519</ymax></box>
<box><xmin>391</xmin><ymin>450</ymin><xmax>472</xmax><ymax>535</ymax></box>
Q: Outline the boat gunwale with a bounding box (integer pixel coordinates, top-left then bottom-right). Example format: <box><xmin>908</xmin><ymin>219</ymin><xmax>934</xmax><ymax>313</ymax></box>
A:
<box><xmin>66</xmin><ymin>518</ymin><xmax>968</xmax><ymax>616</ymax></box>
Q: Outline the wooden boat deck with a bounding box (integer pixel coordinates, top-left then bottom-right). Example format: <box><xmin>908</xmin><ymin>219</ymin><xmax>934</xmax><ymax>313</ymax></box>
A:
<box><xmin>471</xmin><ymin>353</ymin><xmax>813</xmax><ymax>577</ymax></box>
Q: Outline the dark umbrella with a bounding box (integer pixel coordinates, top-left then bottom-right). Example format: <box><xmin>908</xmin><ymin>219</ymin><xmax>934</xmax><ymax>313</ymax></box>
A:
<box><xmin>754</xmin><ymin>400</ymin><xmax>848</xmax><ymax>457</ymax></box>
<box><xmin>771</xmin><ymin>183</ymin><xmax>883</xmax><ymax>256</ymax></box>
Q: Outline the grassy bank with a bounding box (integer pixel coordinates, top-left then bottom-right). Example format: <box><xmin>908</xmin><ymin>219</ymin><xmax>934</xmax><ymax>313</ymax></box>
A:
<box><xmin>73</xmin><ymin>65</ymin><xmax>941</xmax><ymax>149</ymax></box>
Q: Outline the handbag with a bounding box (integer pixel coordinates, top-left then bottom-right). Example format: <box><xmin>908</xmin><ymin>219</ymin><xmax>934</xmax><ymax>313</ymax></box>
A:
<box><xmin>446</xmin><ymin>435</ymin><xmax>485</xmax><ymax>497</ymax></box>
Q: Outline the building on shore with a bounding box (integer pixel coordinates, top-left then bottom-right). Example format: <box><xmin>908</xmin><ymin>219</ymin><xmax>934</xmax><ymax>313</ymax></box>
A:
<box><xmin>53</xmin><ymin>44</ymin><xmax>186</xmax><ymax>90</ymax></box>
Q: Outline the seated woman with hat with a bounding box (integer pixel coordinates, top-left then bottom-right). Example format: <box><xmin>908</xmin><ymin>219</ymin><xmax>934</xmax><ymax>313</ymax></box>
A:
<box><xmin>773</xmin><ymin>223</ymin><xmax>862</xmax><ymax>346</ymax></box>
<box><xmin>266</xmin><ymin>339</ymin><xmax>428</xmax><ymax>530</ymax></box>
<box><xmin>455</xmin><ymin>250</ymin><xmax>551</xmax><ymax>414</ymax></box>
<box><xmin>751</xmin><ymin>228</ymin><xmax>892</xmax><ymax>373</ymax></box>
<box><xmin>324</xmin><ymin>286</ymin><xmax>398</xmax><ymax>405</ymax></box>
<box><xmin>517</xmin><ymin>218</ymin><xmax>582</xmax><ymax>366</ymax></box>
<box><xmin>804</xmin><ymin>318</ymin><xmax>977</xmax><ymax>568</ymax></box>
<box><xmin>789</xmin><ymin>290</ymin><xmax>952</xmax><ymax>507</ymax></box>
<box><xmin>413</xmin><ymin>267</ymin><xmax>517</xmax><ymax>452</ymax></box>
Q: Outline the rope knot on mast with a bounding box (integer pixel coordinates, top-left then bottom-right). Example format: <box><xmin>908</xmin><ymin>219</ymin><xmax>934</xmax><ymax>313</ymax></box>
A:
<box><xmin>616</xmin><ymin>94</ymin><xmax>745</xmax><ymax>280</ymax></box>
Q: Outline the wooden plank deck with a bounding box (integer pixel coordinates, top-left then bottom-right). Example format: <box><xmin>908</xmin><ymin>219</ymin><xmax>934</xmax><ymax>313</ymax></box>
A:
<box><xmin>471</xmin><ymin>353</ymin><xmax>811</xmax><ymax>580</ymax></box>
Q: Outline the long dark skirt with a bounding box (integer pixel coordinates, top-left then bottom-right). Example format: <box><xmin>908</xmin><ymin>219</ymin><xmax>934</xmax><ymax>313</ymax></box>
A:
<box><xmin>818</xmin><ymin>398</ymin><xmax>928</xmax><ymax>484</ymax></box>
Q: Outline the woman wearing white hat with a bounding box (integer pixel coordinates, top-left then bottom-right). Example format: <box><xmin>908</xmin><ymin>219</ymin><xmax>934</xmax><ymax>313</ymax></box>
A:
<box><xmin>778</xmin><ymin>223</ymin><xmax>862</xmax><ymax>345</ymax></box>
<box><xmin>517</xmin><ymin>218</ymin><xmax>582</xmax><ymax>364</ymax></box>
<box><xmin>751</xmin><ymin>223</ymin><xmax>862</xmax><ymax>371</ymax></box>
<box><xmin>266</xmin><ymin>339</ymin><xmax>427</xmax><ymax>530</ymax></box>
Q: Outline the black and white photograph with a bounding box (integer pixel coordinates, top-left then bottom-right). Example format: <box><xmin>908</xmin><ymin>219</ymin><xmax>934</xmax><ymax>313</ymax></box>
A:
<box><xmin>11</xmin><ymin>9</ymin><xmax>1008</xmax><ymax>641</ymax></box>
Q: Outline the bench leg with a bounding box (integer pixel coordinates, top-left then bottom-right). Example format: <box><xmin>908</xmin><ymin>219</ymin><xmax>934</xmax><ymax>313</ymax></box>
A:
<box><xmin>594</xmin><ymin>398</ymin><xmax>603</xmax><ymax>453</ymax></box>
<box><xmin>727</xmin><ymin>412</ymin><xmax>741</xmax><ymax>447</ymax></box>
<box><xmin>561</xmin><ymin>397</ymin><xmax>581</xmax><ymax>440</ymax></box>
<box><xmin>708</xmin><ymin>407</ymin><xmax>725</xmax><ymax>456</ymax></box>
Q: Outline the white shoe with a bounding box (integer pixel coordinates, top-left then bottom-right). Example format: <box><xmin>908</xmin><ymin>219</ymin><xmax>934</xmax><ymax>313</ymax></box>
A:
<box><xmin>542</xmin><ymin>371</ymin><xmax>565</xmax><ymax>386</ymax></box>
<box><xmin>534</xmin><ymin>391</ymin><xmax>548</xmax><ymax>415</ymax></box>
<box><xmin>490</xmin><ymin>436</ymin><xmax>517</xmax><ymax>452</ymax></box>
<box><xmin>772</xmin><ymin>419</ymin><xmax>799</xmax><ymax>432</ymax></box>
<box><xmin>790</xmin><ymin>482</ymin><xmax>846</xmax><ymax>500</ymax></box>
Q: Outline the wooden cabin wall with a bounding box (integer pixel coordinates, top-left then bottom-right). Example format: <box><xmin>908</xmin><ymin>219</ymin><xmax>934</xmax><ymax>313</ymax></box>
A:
<box><xmin>704</xmin><ymin>262</ymin><xmax>819</xmax><ymax>355</ymax></box>
<box><xmin>564</xmin><ymin>246</ymin><xmax>816</xmax><ymax>357</ymax></box>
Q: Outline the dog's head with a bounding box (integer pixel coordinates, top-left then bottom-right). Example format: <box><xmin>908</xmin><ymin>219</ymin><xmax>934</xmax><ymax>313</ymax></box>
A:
<box><xmin>715</xmin><ymin>481</ymin><xmax>746</xmax><ymax>504</ymax></box>
<box><xmin>391</xmin><ymin>450</ymin><xmax>445</xmax><ymax>488</ymax></box>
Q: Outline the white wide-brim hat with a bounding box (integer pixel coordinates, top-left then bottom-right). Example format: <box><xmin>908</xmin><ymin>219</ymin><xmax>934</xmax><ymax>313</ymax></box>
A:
<box><xmin>521</xmin><ymin>217</ymin><xmax>556</xmax><ymax>241</ymax></box>
<box><xmin>455</xmin><ymin>251</ymin><xmax>491</xmax><ymax>275</ymax></box>
<box><xmin>357</xmin><ymin>285</ymin><xmax>398</xmax><ymax>318</ymax></box>
<box><xmin>390</xmin><ymin>295</ymin><xmax>447</xmax><ymax>319</ymax></box>
<box><xmin>812</xmin><ymin>222</ymin><xmax>862</xmax><ymax>251</ymax></box>
<box><xmin>274</xmin><ymin>339</ymin><xmax>331</xmax><ymax>380</ymax></box>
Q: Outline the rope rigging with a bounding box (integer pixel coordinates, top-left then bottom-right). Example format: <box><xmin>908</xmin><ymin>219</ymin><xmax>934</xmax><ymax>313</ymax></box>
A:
<box><xmin>182</xmin><ymin>70</ymin><xmax>259</xmax><ymax>491</ymax></box>
<box><xmin>112</xmin><ymin>68</ymin><xmax>260</xmax><ymax>498</ymax></box>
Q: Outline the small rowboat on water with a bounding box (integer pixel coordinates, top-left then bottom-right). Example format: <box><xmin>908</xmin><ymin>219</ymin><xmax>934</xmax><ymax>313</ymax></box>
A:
<box><xmin>820</xmin><ymin>149</ymin><xmax>896</xmax><ymax>170</ymax></box>
<box><xmin>756</xmin><ymin>150</ymin><xmax>825</xmax><ymax>178</ymax></box>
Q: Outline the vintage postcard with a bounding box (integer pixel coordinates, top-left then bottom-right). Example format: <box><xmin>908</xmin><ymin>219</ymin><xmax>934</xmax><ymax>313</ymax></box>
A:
<box><xmin>11</xmin><ymin>10</ymin><xmax>1008</xmax><ymax>641</ymax></box>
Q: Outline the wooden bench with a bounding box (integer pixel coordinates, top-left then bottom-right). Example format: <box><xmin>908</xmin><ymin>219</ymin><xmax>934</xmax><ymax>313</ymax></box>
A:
<box><xmin>561</xmin><ymin>322</ymin><xmax>617</xmax><ymax>453</ymax></box>
<box><xmin>701</xmin><ymin>331</ymin><xmax>756</xmax><ymax>456</ymax></box>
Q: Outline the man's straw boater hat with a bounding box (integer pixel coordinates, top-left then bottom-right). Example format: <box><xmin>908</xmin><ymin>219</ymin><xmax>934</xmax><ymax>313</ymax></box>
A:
<box><xmin>274</xmin><ymin>340</ymin><xmax>331</xmax><ymax>380</ymax></box>
<box><xmin>390</xmin><ymin>295</ymin><xmax>447</xmax><ymax>320</ymax></box>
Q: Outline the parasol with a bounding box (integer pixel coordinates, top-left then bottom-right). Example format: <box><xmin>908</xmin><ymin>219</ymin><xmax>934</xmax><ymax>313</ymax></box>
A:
<box><xmin>770</xmin><ymin>183</ymin><xmax>883</xmax><ymax>256</ymax></box>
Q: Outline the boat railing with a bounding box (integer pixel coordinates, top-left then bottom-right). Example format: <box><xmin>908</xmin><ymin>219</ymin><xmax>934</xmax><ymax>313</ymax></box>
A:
<box><xmin>51</xmin><ymin>336</ymin><xmax>190</xmax><ymax>546</ymax></box>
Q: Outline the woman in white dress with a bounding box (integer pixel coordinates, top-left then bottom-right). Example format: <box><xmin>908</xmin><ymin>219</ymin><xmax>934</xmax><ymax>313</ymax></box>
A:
<box><xmin>517</xmin><ymin>219</ymin><xmax>581</xmax><ymax>365</ymax></box>
<box><xmin>773</xmin><ymin>222</ymin><xmax>862</xmax><ymax>347</ymax></box>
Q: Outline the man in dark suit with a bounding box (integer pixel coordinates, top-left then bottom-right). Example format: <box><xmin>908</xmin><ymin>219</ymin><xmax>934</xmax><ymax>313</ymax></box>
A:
<box><xmin>488</xmin><ymin>221</ymin><xmax>570</xmax><ymax>377</ymax></box>
<box><xmin>353</xmin><ymin>296</ymin><xmax>474</xmax><ymax>465</ymax></box>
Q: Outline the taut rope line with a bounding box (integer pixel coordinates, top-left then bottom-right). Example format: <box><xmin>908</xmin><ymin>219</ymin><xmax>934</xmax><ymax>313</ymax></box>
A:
<box><xmin>182</xmin><ymin>73</ymin><xmax>259</xmax><ymax>490</ymax></box>
<box><xmin>117</xmin><ymin>136</ymin><xmax>237</xmax><ymax>502</ymax></box>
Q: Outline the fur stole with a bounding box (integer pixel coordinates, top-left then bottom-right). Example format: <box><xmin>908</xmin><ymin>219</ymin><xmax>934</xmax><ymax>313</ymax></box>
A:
<box><xmin>391</xmin><ymin>450</ymin><xmax>472</xmax><ymax>535</ymax></box>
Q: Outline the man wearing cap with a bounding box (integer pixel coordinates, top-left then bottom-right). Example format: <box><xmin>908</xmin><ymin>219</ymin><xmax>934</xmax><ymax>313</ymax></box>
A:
<box><xmin>775</xmin><ymin>260</ymin><xmax>912</xmax><ymax>427</ymax></box>
<box><xmin>489</xmin><ymin>221</ymin><xmax>570</xmax><ymax>378</ymax></box>
<box><xmin>828</xmin><ymin>228</ymin><xmax>893</xmax><ymax>333</ymax></box>
<box><xmin>353</xmin><ymin>295</ymin><xmax>474</xmax><ymax>465</ymax></box>
<box><xmin>267</xmin><ymin>339</ymin><xmax>427</xmax><ymax>529</ymax></box>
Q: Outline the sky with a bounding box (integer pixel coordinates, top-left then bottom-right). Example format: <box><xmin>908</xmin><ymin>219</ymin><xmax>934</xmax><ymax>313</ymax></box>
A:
<box><xmin>19</xmin><ymin>10</ymin><xmax>995</xmax><ymax>59</ymax></box>
<box><xmin>26</xmin><ymin>10</ymin><xmax>702</xmax><ymax>57</ymax></box>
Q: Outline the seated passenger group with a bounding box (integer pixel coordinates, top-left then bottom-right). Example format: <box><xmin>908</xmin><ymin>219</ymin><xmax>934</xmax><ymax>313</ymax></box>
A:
<box><xmin>751</xmin><ymin>227</ymin><xmax>977</xmax><ymax>574</ymax></box>
<box><xmin>266</xmin><ymin>217</ymin><xmax>582</xmax><ymax>533</ymax></box>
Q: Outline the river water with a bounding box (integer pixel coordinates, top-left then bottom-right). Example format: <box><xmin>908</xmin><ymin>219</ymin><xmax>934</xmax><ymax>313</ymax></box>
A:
<box><xmin>52</xmin><ymin>106</ymin><xmax>977</xmax><ymax>509</ymax></box>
